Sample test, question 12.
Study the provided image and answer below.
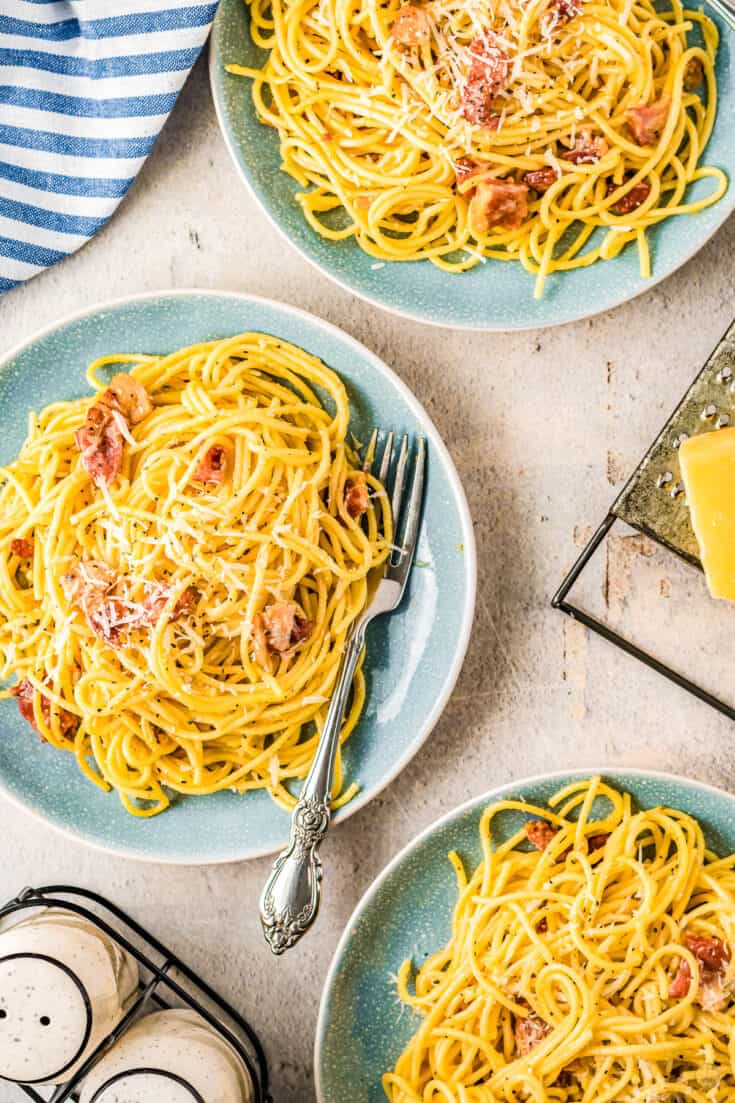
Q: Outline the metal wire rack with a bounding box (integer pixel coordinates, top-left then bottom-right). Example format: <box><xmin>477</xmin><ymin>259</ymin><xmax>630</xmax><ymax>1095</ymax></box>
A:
<box><xmin>0</xmin><ymin>885</ymin><xmax>270</xmax><ymax>1102</ymax></box>
<box><xmin>552</xmin><ymin>318</ymin><xmax>735</xmax><ymax>721</ymax></box>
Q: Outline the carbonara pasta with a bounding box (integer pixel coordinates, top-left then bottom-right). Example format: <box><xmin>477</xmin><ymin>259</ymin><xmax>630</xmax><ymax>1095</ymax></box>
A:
<box><xmin>385</xmin><ymin>776</ymin><xmax>735</xmax><ymax>1101</ymax></box>
<box><xmin>0</xmin><ymin>333</ymin><xmax>391</xmax><ymax>817</ymax></box>
<box><xmin>230</xmin><ymin>0</ymin><xmax>726</xmax><ymax>297</ymax></box>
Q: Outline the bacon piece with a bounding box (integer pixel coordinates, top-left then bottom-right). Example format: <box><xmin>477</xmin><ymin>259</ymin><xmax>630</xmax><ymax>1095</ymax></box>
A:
<box><xmin>669</xmin><ymin>959</ymin><xmax>692</xmax><ymax>999</ymax></box>
<box><xmin>69</xmin><ymin>568</ymin><xmax>196</xmax><ymax>645</ymax></box>
<box><xmin>143</xmin><ymin>585</ymin><xmax>175</xmax><ymax>625</ymax></box>
<box><xmin>461</xmin><ymin>35</ymin><xmax>510</xmax><ymax>127</ymax></box>
<box><xmin>252</xmin><ymin>601</ymin><xmax>312</xmax><ymax>666</ymax></box>
<box><xmin>606</xmin><ymin>177</ymin><xmax>651</xmax><ymax>214</ymax></box>
<box><xmin>74</xmin><ymin>376</ymin><xmax>150</xmax><ymax>487</ymax></box>
<box><xmin>470</xmin><ymin>179</ymin><xmax>528</xmax><ymax>233</ymax></box>
<box><xmin>686</xmin><ymin>934</ymin><xmax>731</xmax><ymax>971</ymax></box>
<box><xmin>176</xmin><ymin>586</ymin><xmax>197</xmax><ymax>615</ymax></box>
<box><xmin>522</xmin><ymin>167</ymin><xmax>559</xmax><ymax>192</ymax></box>
<box><xmin>10</xmin><ymin>538</ymin><xmax>33</xmax><ymax>559</ymax></box>
<box><xmin>670</xmin><ymin>935</ymin><xmax>731</xmax><ymax>1010</ymax></box>
<box><xmin>61</xmin><ymin>560</ymin><xmax>144</xmax><ymax>648</ymax></box>
<box><xmin>75</xmin><ymin>404</ymin><xmax>124</xmax><ymax>489</ymax></box>
<box><xmin>105</xmin><ymin>373</ymin><xmax>152</xmax><ymax>425</ymax></box>
<box><xmin>455</xmin><ymin>159</ymin><xmax>500</xmax><ymax>199</ymax></box>
<box><xmin>74</xmin><ymin>374</ymin><xmax>151</xmax><ymax>488</ymax></box>
<box><xmin>192</xmin><ymin>444</ymin><xmax>229</xmax><ymax>485</ymax></box>
<box><xmin>588</xmin><ymin>833</ymin><xmax>609</xmax><ymax>852</ymax></box>
<box><xmin>683</xmin><ymin>57</ymin><xmax>704</xmax><ymax>92</ymax></box>
<box><xmin>562</xmin><ymin>128</ymin><xmax>608</xmax><ymax>164</ymax></box>
<box><xmin>83</xmin><ymin>592</ymin><xmax>146</xmax><ymax>648</ymax></box>
<box><xmin>525</xmin><ymin>820</ymin><xmax>558</xmax><ymax>850</ymax></box>
<box><xmin>553</xmin><ymin>0</ymin><xmax>582</xmax><ymax>18</ymax></box>
<box><xmin>61</xmin><ymin>560</ymin><xmax>117</xmax><ymax>603</ymax></box>
<box><xmin>10</xmin><ymin>679</ymin><xmax>78</xmax><ymax>741</ymax></box>
<box><xmin>344</xmin><ymin>472</ymin><xmax>370</xmax><ymax>519</ymax></box>
<box><xmin>263</xmin><ymin>602</ymin><xmax>312</xmax><ymax>653</ymax></box>
<box><xmin>10</xmin><ymin>680</ymin><xmax>39</xmax><ymax>733</ymax></box>
<box><xmin>625</xmin><ymin>95</ymin><xmax>670</xmax><ymax>146</ymax></box>
<box><xmin>143</xmin><ymin>584</ymin><xmax>198</xmax><ymax>625</ymax></box>
<box><xmin>541</xmin><ymin>0</ymin><xmax>582</xmax><ymax>33</ymax></box>
<box><xmin>515</xmin><ymin>1012</ymin><xmax>551</xmax><ymax>1056</ymax></box>
<box><xmin>455</xmin><ymin>157</ymin><xmax>482</xmax><ymax>187</ymax></box>
<box><xmin>391</xmin><ymin>4</ymin><xmax>431</xmax><ymax>45</ymax></box>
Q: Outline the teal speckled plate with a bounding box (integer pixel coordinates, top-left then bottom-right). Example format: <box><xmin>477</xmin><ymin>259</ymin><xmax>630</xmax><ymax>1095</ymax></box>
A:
<box><xmin>210</xmin><ymin>1</ymin><xmax>734</xmax><ymax>331</ymax></box>
<box><xmin>0</xmin><ymin>291</ymin><xmax>476</xmax><ymax>864</ymax></box>
<box><xmin>315</xmin><ymin>768</ymin><xmax>735</xmax><ymax>1102</ymax></box>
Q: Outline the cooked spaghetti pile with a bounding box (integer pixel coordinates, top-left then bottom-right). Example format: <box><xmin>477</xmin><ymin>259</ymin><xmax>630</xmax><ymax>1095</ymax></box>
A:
<box><xmin>0</xmin><ymin>333</ymin><xmax>391</xmax><ymax>816</ymax></box>
<box><xmin>385</xmin><ymin>777</ymin><xmax>735</xmax><ymax>1101</ymax></box>
<box><xmin>231</xmin><ymin>0</ymin><xmax>726</xmax><ymax>296</ymax></box>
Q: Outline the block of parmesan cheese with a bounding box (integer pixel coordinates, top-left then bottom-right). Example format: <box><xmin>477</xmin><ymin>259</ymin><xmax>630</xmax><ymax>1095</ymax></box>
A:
<box><xmin>679</xmin><ymin>427</ymin><xmax>735</xmax><ymax>601</ymax></box>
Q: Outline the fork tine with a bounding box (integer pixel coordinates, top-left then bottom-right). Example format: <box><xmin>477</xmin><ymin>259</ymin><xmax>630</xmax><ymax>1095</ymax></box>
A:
<box><xmin>363</xmin><ymin>428</ymin><xmax>378</xmax><ymax>473</ymax></box>
<box><xmin>390</xmin><ymin>435</ymin><xmax>409</xmax><ymax>526</ymax></box>
<box><xmin>392</xmin><ymin>437</ymin><xmax>425</xmax><ymax>568</ymax></box>
<box><xmin>378</xmin><ymin>431</ymin><xmax>394</xmax><ymax>485</ymax></box>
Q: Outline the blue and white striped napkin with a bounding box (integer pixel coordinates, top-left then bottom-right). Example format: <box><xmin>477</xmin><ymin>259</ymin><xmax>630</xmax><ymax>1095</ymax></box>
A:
<box><xmin>0</xmin><ymin>1</ymin><xmax>218</xmax><ymax>295</ymax></box>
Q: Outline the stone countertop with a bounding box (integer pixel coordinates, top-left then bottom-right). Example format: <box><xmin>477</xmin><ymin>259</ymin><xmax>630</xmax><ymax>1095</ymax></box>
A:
<box><xmin>1</xmin><ymin>52</ymin><xmax>734</xmax><ymax>1103</ymax></box>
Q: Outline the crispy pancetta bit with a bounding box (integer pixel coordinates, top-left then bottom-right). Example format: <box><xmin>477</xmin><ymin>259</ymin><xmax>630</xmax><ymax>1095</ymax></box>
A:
<box><xmin>670</xmin><ymin>934</ymin><xmax>731</xmax><ymax>1010</ymax></box>
<box><xmin>10</xmin><ymin>678</ymin><xmax>79</xmax><ymax>741</ymax></box>
<box><xmin>75</xmin><ymin>373</ymin><xmax>152</xmax><ymax>488</ymax></box>
<box><xmin>192</xmin><ymin>443</ymin><xmax>230</xmax><ymax>485</ymax></box>
<box><xmin>252</xmin><ymin>601</ymin><xmax>313</xmax><ymax>667</ymax></box>
<box><xmin>461</xmin><ymin>34</ymin><xmax>510</xmax><ymax>128</ymax></box>
<box><xmin>344</xmin><ymin>471</ymin><xmax>370</xmax><ymax>518</ymax></box>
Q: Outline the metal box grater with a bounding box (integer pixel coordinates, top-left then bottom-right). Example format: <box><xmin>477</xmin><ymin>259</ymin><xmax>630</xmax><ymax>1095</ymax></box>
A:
<box><xmin>553</xmin><ymin>319</ymin><xmax>735</xmax><ymax>721</ymax></box>
<box><xmin>613</xmin><ymin>320</ymin><xmax>735</xmax><ymax>565</ymax></box>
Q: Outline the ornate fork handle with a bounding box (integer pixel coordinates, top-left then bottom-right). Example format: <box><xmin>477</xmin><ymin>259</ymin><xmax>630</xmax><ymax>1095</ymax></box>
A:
<box><xmin>259</xmin><ymin>622</ymin><xmax>368</xmax><ymax>955</ymax></box>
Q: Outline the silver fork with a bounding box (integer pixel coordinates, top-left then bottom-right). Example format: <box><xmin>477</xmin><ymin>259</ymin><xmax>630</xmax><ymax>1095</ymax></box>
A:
<box><xmin>259</xmin><ymin>432</ymin><xmax>426</xmax><ymax>955</ymax></box>
<box><xmin>706</xmin><ymin>0</ymin><xmax>735</xmax><ymax>30</ymax></box>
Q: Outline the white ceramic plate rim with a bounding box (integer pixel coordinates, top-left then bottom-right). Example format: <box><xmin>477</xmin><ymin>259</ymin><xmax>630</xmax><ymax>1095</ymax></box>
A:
<box><xmin>314</xmin><ymin>764</ymin><xmax>735</xmax><ymax>1100</ymax></box>
<box><xmin>0</xmin><ymin>288</ymin><xmax>477</xmax><ymax>865</ymax></box>
<box><xmin>208</xmin><ymin>30</ymin><xmax>733</xmax><ymax>334</ymax></box>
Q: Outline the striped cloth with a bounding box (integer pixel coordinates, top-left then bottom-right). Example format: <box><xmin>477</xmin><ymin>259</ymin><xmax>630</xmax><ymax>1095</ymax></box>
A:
<box><xmin>0</xmin><ymin>1</ymin><xmax>218</xmax><ymax>295</ymax></box>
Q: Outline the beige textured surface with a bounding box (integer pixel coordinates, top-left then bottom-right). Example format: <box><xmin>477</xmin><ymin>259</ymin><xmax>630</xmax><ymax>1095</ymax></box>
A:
<box><xmin>1</xmin><ymin>53</ymin><xmax>735</xmax><ymax>1103</ymax></box>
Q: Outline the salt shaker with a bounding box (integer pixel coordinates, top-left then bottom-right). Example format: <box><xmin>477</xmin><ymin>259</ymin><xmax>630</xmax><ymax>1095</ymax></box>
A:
<box><xmin>78</xmin><ymin>1009</ymin><xmax>254</xmax><ymax>1103</ymax></box>
<box><xmin>0</xmin><ymin>908</ymin><xmax>138</xmax><ymax>1085</ymax></box>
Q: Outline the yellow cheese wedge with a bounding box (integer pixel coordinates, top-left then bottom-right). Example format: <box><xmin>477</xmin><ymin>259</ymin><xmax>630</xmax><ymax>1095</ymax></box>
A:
<box><xmin>679</xmin><ymin>427</ymin><xmax>735</xmax><ymax>601</ymax></box>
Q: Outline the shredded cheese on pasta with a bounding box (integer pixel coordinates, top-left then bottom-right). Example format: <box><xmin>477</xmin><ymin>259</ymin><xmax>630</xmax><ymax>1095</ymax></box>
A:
<box><xmin>0</xmin><ymin>333</ymin><xmax>391</xmax><ymax>817</ymax></box>
<box><xmin>385</xmin><ymin>776</ymin><xmax>735</xmax><ymax>1101</ymax></box>
<box><xmin>229</xmin><ymin>0</ymin><xmax>726</xmax><ymax>297</ymax></box>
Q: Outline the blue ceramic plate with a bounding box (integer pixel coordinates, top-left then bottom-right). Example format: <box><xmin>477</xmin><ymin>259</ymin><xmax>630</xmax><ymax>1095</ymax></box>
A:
<box><xmin>0</xmin><ymin>291</ymin><xmax>476</xmax><ymax>864</ymax></box>
<box><xmin>315</xmin><ymin>768</ymin><xmax>735</xmax><ymax>1102</ymax></box>
<box><xmin>210</xmin><ymin>2</ymin><xmax>734</xmax><ymax>331</ymax></box>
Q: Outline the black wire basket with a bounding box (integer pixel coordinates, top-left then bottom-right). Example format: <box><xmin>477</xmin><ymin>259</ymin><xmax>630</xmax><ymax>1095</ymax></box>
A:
<box><xmin>0</xmin><ymin>885</ymin><xmax>270</xmax><ymax>1102</ymax></box>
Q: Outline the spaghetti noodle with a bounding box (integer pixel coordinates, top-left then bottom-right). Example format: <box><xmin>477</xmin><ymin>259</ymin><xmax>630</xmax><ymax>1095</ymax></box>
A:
<box><xmin>0</xmin><ymin>333</ymin><xmax>391</xmax><ymax>816</ymax></box>
<box><xmin>230</xmin><ymin>0</ymin><xmax>727</xmax><ymax>297</ymax></box>
<box><xmin>385</xmin><ymin>776</ymin><xmax>735</xmax><ymax>1101</ymax></box>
